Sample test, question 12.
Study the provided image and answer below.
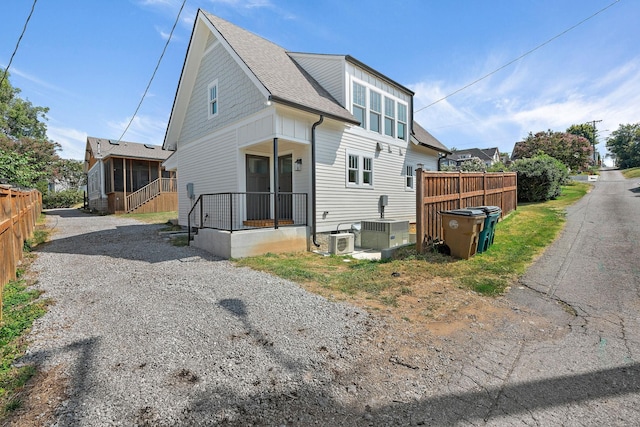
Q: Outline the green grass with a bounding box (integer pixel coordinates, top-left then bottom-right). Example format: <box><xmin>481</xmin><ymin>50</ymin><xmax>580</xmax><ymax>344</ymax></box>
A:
<box><xmin>236</xmin><ymin>182</ymin><xmax>591</xmax><ymax>300</ymax></box>
<box><xmin>0</xmin><ymin>280</ymin><xmax>50</xmax><ymax>417</ymax></box>
<box><xmin>621</xmin><ymin>167</ymin><xmax>640</xmax><ymax>179</ymax></box>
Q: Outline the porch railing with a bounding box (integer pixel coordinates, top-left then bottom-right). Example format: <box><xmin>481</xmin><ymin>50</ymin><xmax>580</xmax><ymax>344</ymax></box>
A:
<box><xmin>188</xmin><ymin>192</ymin><xmax>308</xmax><ymax>241</ymax></box>
<box><xmin>126</xmin><ymin>177</ymin><xmax>177</xmax><ymax>212</ymax></box>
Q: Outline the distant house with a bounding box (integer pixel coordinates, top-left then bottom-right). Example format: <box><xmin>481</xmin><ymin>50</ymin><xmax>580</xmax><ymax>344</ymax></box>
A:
<box><xmin>441</xmin><ymin>147</ymin><xmax>501</xmax><ymax>169</ymax></box>
<box><xmin>84</xmin><ymin>137</ymin><xmax>176</xmax><ymax>214</ymax></box>
<box><xmin>162</xmin><ymin>10</ymin><xmax>450</xmax><ymax>258</ymax></box>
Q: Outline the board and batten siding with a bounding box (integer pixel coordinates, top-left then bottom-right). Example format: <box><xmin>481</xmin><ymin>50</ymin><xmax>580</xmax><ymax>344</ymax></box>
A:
<box><xmin>288</xmin><ymin>54</ymin><xmax>346</xmax><ymax>106</ymax></box>
<box><xmin>176</xmin><ymin>129</ymin><xmax>238</xmax><ymax>224</ymax></box>
<box><xmin>314</xmin><ymin>124</ymin><xmax>439</xmax><ymax>232</ymax></box>
<box><xmin>179</xmin><ymin>40</ymin><xmax>266</xmax><ymax>146</ymax></box>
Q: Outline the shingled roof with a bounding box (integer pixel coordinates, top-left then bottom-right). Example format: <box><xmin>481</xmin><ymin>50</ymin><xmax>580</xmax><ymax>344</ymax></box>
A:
<box><xmin>201</xmin><ymin>11</ymin><xmax>357</xmax><ymax>125</ymax></box>
<box><xmin>412</xmin><ymin>122</ymin><xmax>451</xmax><ymax>154</ymax></box>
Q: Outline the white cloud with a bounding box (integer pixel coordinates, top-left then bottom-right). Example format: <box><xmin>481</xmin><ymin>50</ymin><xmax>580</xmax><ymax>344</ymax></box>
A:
<box><xmin>47</xmin><ymin>126</ymin><xmax>87</xmax><ymax>161</ymax></box>
<box><xmin>107</xmin><ymin>114</ymin><xmax>168</xmax><ymax>146</ymax></box>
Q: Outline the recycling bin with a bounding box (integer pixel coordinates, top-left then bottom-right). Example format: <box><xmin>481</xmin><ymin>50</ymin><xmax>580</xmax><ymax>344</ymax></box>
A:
<box><xmin>467</xmin><ymin>206</ymin><xmax>502</xmax><ymax>253</ymax></box>
<box><xmin>440</xmin><ymin>208</ymin><xmax>486</xmax><ymax>259</ymax></box>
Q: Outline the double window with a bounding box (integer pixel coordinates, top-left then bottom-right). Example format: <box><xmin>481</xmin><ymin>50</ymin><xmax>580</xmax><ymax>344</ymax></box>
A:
<box><xmin>351</xmin><ymin>80</ymin><xmax>408</xmax><ymax>141</ymax></box>
<box><xmin>347</xmin><ymin>153</ymin><xmax>373</xmax><ymax>187</ymax></box>
<box><xmin>208</xmin><ymin>80</ymin><xmax>218</xmax><ymax>119</ymax></box>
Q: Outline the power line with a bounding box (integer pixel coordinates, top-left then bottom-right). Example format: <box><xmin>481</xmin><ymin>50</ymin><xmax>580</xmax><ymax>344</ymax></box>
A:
<box><xmin>116</xmin><ymin>0</ymin><xmax>187</xmax><ymax>143</ymax></box>
<box><xmin>415</xmin><ymin>0</ymin><xmax>621</xmax><ymax>114</ymax></box>
<box><xmin>0</xmin><ymin>0</ymin><xmax>38</xmax><ymax>89</ymax></box>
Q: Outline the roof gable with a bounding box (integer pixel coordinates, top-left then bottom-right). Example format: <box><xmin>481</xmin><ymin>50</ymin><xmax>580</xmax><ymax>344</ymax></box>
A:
<box><xmin>86</xmin><ymin>137</ymin><xmax>171</xmax><ymax>163</ymax></box>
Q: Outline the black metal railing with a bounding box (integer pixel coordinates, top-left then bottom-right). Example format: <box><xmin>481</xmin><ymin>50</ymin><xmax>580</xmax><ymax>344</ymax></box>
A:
<box><xmin>188</xmin><ymin>192</ymin><xmax>308</xmax><ymax>241</ymax></box>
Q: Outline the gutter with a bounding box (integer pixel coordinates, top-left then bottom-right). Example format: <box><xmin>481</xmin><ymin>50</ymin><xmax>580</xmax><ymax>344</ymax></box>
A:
<box><xmin>311</xmin><ymin>115</ymin><xmax>324</xmax><ymax>247</ymax></box>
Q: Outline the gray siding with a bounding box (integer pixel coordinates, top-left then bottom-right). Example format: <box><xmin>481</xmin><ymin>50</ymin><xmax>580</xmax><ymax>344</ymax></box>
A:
<box><xmin>179</xmin><ymin>42</ymin><xmax>266</xmax><ymax>145</ymax></box>
<box><xmin>289</xmin><ymin>54</ymin><xmax>345</xmax><ymax>106</ymax></box>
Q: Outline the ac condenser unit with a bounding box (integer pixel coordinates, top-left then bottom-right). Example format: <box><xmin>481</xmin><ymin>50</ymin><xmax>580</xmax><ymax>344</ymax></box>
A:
<box><xmin>360</xmin><ymin>220</ymin><xmax>409</xmax><ymax>250</ymax></box>
<box><xmin>329</xmin><ymin>233</ymin><xmax>354</xmax><ymax>255</ymax></box>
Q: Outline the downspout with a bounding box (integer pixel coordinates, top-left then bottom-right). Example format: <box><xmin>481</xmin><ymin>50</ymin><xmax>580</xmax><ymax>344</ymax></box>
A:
<box><xmin>311</xmin><ymin>115</ymin><xmax>324</xmax><ymax>247</ymax></box>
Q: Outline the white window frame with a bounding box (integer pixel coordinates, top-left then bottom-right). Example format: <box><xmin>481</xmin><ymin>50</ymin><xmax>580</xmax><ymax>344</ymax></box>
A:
<box><xmin>405</xmin><ymin>164</ymin><xmax>414</xmax><ymax>190</ymax></box>
<box><xmin>350</xmin><ymin>77</ymin><xmax>409</xmax><ymax>140</ymax></box>
<box><xmin>397</xmin><ymin>103</ymin><xmax>407</xmax><ymax>141</ymax></box>
<box><xmin>346</xmin><ymin>151</ymin><xmax>374</xmax><ymax>188</ymax></box>
<box><xmin>207</xmin><ymin>79</ymin><xmax>219</xmax><ymax>119</ymax></box>
<box><xmin>384</xmin><ymin>97</ymin><xmax>395</xmax><ymax>138</ymax></box>
<box><xmin>352</xmin><ymin>82</ymin><xmax>366</xmax><ymax>129</ymax></box>
<box><xmin>369</xmin><ymin>90</ymin><xmax>381</xmax><ymax>134</ymax></box>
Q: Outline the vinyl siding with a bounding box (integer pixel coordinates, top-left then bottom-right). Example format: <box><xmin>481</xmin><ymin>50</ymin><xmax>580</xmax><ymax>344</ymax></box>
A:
<box><xmin>177</xmin><ymin>129</ymin><xmax>238</xmax><ymax>224</ymax></box>
<box><xmin>288</xmin><ymin>54</ymin><xmax>345</xmax><ymax>106</ymax></box>
<box><xmin>314</xmin><ymin>124</ymin><xmax>438</xmax><ymax>232</ymax></box>
<box><xmin>179</xmin><ymin>41</ymin><xmax>266</xmax><ymax>145</ymax></box>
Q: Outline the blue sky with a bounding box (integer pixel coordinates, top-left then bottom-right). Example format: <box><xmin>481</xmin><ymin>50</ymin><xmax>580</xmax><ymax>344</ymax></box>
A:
<box><xmin>1</xmin><ymin>0</ymin><xmax>637</xmax><ymax>166</ymax></box>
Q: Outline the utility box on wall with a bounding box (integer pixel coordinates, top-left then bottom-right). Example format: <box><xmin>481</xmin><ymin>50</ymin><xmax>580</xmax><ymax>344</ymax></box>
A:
<box><xmin>360</xmin><ymin>220</ymin><xmax>409</xmax><ymax>250</ymax></box>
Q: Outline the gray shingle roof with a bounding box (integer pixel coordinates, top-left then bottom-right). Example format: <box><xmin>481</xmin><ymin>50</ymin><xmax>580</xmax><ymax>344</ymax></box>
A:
<box><xmin>86</xmin><ymin>137</ymin><xmax>172</xmax><ymax>161</ymax></box>
<box><xmin>202</xmin><ymin>11</ymin><xmax>358</xmax><ymax>124</ymax></box>
<box><xmin>412</xmin><ymin>122</ymin><xmax>451</xmax><ymax>154</ymax></box>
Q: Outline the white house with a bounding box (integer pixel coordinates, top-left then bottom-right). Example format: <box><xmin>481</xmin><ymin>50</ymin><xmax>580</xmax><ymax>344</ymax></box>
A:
<box><xmin>162</xmin><ymin>10</ymin><xmax>450</xmax><ymax>258</ymax></box>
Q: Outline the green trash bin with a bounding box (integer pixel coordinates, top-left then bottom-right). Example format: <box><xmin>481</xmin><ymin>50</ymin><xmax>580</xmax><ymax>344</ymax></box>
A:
<box><xmin>440</xmin><ymin>208</ymin><xmax>486</xmax><ymax>259</ymax></box>
<box><xmin>467</xmin><ymin>206</ymin><xmax>501</xmax><ymax>253</ymax></box>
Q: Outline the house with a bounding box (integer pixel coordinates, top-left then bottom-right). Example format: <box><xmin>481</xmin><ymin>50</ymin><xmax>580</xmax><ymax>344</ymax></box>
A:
<box><xmin>84</xmin><ymin>137</ymin><xmax>177</xmax><ymax>214</ymax></box>
<box><xmin>162</xmin><ymin>10</ymin><xmax>450</xmax><ymax>258</ymax></box>
<box><xmin>440</xmin><ymin>147</ymin><xmax>501</xmax><ymax>169</ymax></box>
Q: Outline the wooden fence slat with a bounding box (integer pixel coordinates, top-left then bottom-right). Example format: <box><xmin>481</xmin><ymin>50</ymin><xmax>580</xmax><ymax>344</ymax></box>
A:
<box><xmin>415</xmin><ymin>170</ymin><xmax>517</xmax><ymax>253</ymax></box>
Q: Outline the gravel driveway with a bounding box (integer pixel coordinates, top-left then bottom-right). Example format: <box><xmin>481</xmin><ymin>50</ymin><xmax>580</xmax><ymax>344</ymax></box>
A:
<box><xmin>20</xmin><ymin>209</ymin><xmax>375</xmax><ymax>426</ymax></box>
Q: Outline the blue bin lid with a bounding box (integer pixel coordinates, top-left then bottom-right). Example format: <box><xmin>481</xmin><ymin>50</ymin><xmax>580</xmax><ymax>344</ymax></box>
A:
<box><xmin>466</xmin><ymin>205</ymin><xmax>501</xmax><ymax>214</ymax></box>
<box><xmin>442</xmin><ymin>208</ymin><xmax>486</xmax><ymax>216</ymax></box>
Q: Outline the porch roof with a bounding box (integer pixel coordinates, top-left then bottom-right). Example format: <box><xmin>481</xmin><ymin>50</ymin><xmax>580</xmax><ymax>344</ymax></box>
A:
<box><xmin>411</xmin><ymin>122</ymin><xmax>452</xmax><ymax>154</ymax></box>
<box><xmin>86</xmin><ymin>137</ymin><xmax>173</xmax><ymax>162</ymax></box>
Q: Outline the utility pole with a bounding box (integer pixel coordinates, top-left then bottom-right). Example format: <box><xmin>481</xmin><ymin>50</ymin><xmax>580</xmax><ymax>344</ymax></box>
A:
<box><xmin>588</xmin><ymin>119</ymin><xmax>602</xmax><ymax>165</ymax></box>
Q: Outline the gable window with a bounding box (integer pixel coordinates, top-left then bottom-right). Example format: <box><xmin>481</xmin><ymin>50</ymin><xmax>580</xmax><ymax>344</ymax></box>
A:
<box><xmin>347</xmin><ymin>152</ymin><xmax>374</xmax><ymax>188</ymax></box>
<box><xmin>352</xmin><ymin>82</ymin><xmax>366</xmax><ymax>128</ymax></box>
<box><xmin>397</xmin><ymin>103</ymin><xmax>407</xmax><ymax>141</ymax></box>
<box><xmin>384</xmin><ymin>97</ymin><xmax>395</xmax><ymax>138</ymax></box>
<box><xmin>369</xmin><ymin>91</ymin><xmax>381</xmax><ymax>133</ymax></box>
<box><xmin>208</xmin><ymin>80</ymin><xmax>218</xmax><ymax>119</ymax></box>
<box><xmin>405</xmin><ymin>165</ymin><xmax>414</xmax><ymax>189</ymax></box>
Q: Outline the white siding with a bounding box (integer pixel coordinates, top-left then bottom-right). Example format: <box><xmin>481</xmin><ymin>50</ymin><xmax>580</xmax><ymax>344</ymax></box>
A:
<box><xmin>288</xmin><ymin>54</ymin><xmax>345</xmax><ymax>106</ymax></box>
<box><xmin>314</xmin><ymin>124</ymin><xmax>438</xmax><ymax>232</ymax></box>
<box><xmin>177</xmin><ymin>129</ymin><xmax>238</xmax><ymax>224</ymax></box>
<box><xmin>179</xmin><ymin>42</ymin><xmax>266</xmax><ymax>145</ymax></box>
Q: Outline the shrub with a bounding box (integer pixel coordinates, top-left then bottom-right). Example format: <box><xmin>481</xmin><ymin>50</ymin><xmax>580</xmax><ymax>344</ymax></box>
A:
<box><xmin>42</xmin><ymin>189</ymin><xmax>84</xmax><ymax>209</ymax></box>
<box><xmin>510</xmin><ymin>154</ymin><xmax>569</xmax><ymax>202</ymax></box>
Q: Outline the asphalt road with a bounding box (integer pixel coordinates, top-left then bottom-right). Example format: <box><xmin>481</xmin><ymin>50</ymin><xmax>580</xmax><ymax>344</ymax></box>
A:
<box><xmin>484</xmin><ymin>168</ymin><xmax>640</xmax><ymax>425</ymax></box>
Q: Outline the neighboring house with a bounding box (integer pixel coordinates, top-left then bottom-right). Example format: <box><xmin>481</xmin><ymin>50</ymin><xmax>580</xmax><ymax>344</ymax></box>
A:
<box><xmin>84</xmin><ymin>137</ymin><xmax>176</xmax><ymax>214</ymax></box>
<box><xmin>162</xmin><ymin>10</ymin><xmax>450</xmax><ymax>258</ymax></box>
<box><xmin>441</xmin><ymin>147</ymin><xmax>501</xmax><ymax>169</ymax></box>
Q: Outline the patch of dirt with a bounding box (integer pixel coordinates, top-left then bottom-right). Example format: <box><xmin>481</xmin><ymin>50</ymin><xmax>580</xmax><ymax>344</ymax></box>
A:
<box><xmin>2</xmin><ymin>365</ymin><xmax>68</xmax><ymax>427</ymax></box>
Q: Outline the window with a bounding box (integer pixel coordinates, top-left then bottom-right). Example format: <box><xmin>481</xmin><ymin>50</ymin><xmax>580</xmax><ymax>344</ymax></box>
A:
<box><xmin>405</xmin><ymin>165</ymin><xmax>414</xmax><ymax>189</ymax></box>
<box><xmin>352</xmin><ymin>82</ymin><xmax>366</xmax><ymax>128</ymax></box>
<box><xmin>347</xmin><ymin>153</ymin><xmax>374</xmax><ymax>187</ymax></box>
<box><xmin>384</xmin><ymin>97</ymin><xmax>395</xmax><ymax>138</ymax></box>
<box><xmin>397</xmin><ymin>103</ymin><xmax>407</xmax><ymax>141</ymax></box>
<box><xmin>208</xmin><ymin>80</ymin><xmax>218</xmax><ymax>118</ymax></box>
<box><xmin>348</xmin><ymin>154</ymin><xmax>359</xmax><ymax>184</ymax></box>
<box><xmin>369</xmin><ymin>91</ymin><xmax>381</xmax><ymax>133</ymax></box>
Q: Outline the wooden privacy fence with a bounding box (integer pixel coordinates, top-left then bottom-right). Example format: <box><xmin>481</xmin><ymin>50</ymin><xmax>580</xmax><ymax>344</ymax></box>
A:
<box><xmin>1</xmin><ymin>186</ymin><xmax>42</xmax><ymax>319</ymax></box>
<box><xmin>415</xmin><ymin>170</ymin><xmax>517</xmax><ymax>252</ymax></box>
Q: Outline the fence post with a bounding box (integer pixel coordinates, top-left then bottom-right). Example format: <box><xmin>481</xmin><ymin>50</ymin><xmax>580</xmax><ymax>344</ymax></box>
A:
<box><xmin>416</xmin><ymin>167</ymin><xmax>424</xmax><ymax>254</ymax></box>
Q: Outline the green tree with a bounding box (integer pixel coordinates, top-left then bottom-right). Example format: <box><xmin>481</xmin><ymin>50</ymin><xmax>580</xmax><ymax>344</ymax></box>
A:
<box><xmin>510</xmin><ymin>154</ymin><xmax>569</xmax><ymax>202</ymax></box>
<box><xmin>567</xmin><ymin>123</ymin><xmax>596</xmax><ymax>146</ymax></box>
<box><xmin>0</xmin><ymin>148</ymin><xmax>44</xmax><ymax>187</ymax></box>
<box><xmin>0</xmin><ymin>69</ymin><xmax>49</xmax><ymax>139</ymax></box>
<box><xmin>459</xmin><ymin>157</ymin><xmax>486</xmax><ymax>172</ymax></box>
<box><xmin>606</xmin><ymin>123</ymin><xmax>640</xmax><ymax>169</ymax></box>
<box><xmin>512</xmin><ymin>130</ymin><xmax>592</xmax><ymax>172</ymax></box>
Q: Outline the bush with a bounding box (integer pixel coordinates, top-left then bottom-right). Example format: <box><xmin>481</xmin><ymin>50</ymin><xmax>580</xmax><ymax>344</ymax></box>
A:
<box><xmin>42</xmin><ymin>189</ymin><xmax>84</xmax><ymax>208</ymax></box>
<box><xmin>510</xmin><ymin>154</ymin><xmax>569</xmax><ymax>202</ymax></box>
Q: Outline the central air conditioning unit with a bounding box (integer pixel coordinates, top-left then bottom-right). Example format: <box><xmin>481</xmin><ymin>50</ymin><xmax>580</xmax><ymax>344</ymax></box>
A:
<box><xmin>329</xmin><ymin>233</ymin><xmax>354</xmax><ymax>255</ymax></box>
<box><xmin>360</xmin><ymin>220</ymin><xmax>409</xmax><ymax>250</ymax></box>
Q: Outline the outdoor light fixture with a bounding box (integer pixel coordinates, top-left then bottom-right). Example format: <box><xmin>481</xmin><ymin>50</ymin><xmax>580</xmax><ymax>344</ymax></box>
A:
<box><xmin>295</xmin><ymin>158</ymin><xmax>302</xmax><ymax>171</ymax></box>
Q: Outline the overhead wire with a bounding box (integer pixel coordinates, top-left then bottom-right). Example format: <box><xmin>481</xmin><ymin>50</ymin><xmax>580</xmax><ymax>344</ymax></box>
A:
<box><xmin>0</xmin><ymin>0</ymin><xmax>38</xmax><ymax>89</ymax></box>
<box><xmin>414</xmin><ymin>0</ymin><xmax>621</xmax><ymax>113</ymax></box>
<box><xmin>116</xmin><ymin>0</ymin><xmax>187</xmax><ymax>143</ymax></box>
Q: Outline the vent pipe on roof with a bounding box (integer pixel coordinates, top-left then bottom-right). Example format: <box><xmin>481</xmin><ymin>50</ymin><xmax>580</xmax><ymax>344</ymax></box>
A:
<box><xmin>311</xmin><ymin>115</ymin><xmax>324</xmax><ymax>247</ymax></box>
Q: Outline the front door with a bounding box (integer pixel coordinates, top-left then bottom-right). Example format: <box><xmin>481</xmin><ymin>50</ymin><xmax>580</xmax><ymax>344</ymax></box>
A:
<box><xmin>278</xmin><ymin>154</ymin><xmax>293</xmax><ymax>220</ymax></box>
<box><xmin>246</xmin><ymin>155</ymin><xmax>270</xmax><ymax>220</ymax></box>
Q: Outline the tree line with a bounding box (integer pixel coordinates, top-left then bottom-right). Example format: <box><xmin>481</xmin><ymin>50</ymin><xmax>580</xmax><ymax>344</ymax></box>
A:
<box><xmin>0</xmin><ymin>69</ymin><xmax>85</xmax><ymax>208</ymax></box>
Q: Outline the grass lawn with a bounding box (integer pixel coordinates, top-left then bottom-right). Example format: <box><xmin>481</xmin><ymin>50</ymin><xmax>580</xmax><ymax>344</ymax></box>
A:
<box><xmin>236</xmin><ymin>182</ymin><xmax>591</xmax><ymax>310</ymax></box>
<box><xmin>621</xmin><ymin>167</ymin><xmax>640</xmax><ymax>179</ymax></box>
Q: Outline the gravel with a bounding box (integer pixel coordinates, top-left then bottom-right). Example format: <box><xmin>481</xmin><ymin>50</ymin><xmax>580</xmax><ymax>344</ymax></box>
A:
<box><xmin>22</xmin><ymin>209</ymin><xmax>377</xmax><ymax>426</ymax></box>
